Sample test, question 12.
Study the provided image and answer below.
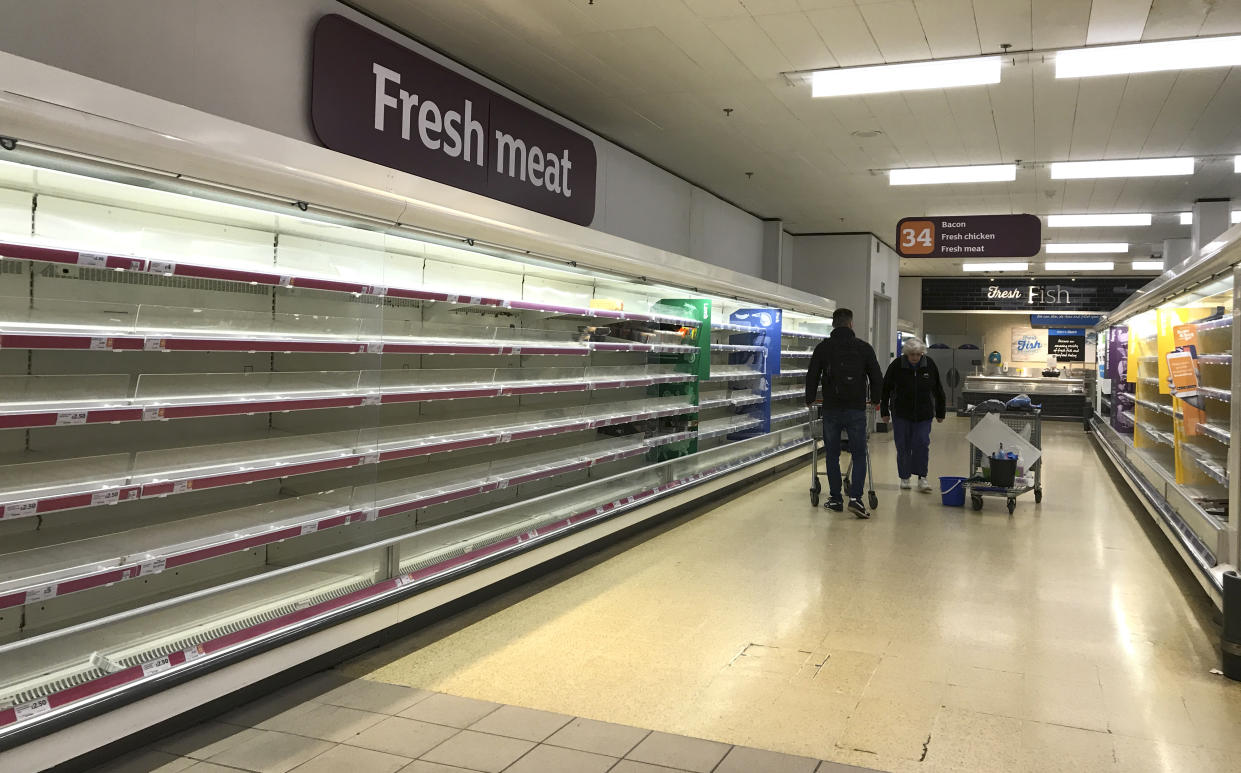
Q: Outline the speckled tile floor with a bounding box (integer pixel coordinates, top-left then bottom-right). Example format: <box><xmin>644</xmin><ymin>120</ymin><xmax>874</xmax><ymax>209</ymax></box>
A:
<box><xmin>111</xmin><ymin>417</ymin><xmax>1241</xmax><ymax>772</ymax></box>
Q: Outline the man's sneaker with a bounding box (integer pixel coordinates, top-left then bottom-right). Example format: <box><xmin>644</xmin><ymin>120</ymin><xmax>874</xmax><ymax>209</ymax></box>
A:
<box><xmin>918</xmin><ymin>477</ymin><xmax>934</xmax><ymax>492</ymax></box>
<box><xmin>899</xmin><ymin>478</ymin><xmax>912</xmax><ymax>490</ymax></box>
<box><xmin>848</xmin><ymin>498</ymin><xmax>870</xmax><ymax>519</ymax></box>
<box><xmin>825</xmin><ymin>496</ymin><xmax>844</xmax><ymax>512</ymax></box>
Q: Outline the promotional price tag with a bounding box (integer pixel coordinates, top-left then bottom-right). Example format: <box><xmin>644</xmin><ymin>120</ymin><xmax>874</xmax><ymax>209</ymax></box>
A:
<box><xmin>76</xmin><ymin>252</ymin><xmax>108</xmax><ymax>268</ymax></box>
<box><xmin>278</xmin><ymin>275</ymin><xmax>293</xmax><ymax>287</ymax></box>
<box><xmin>362</xmin><ymin>452</ymin><xmax>380</xmax><ymax>465</ymax></box>
<box><xmin>364</xmin><ymin>285</ymin><xmax>388</xmax><ymax>297</ymax></box>
<box><xmin>361</xmin><ymin>395</ymin><xmax>381</xmax><ymax>406</ymax></box>
<box><xmin>172</xmin><ymin>480</ymin><xmax>190</xmax><ymax>494</ymax></box>
<box><xmin>15</xmin><ymin>697</ymin><xmax>51</xmax><ymax>722</ymax></box>
<box><xmin>445</xmin><ymin>294</ymin><xmax>460</xmax><ymax>304</ymax></box>
<box><xmin>142</xmin><ymin>656</ymin><xmax>172</xmax><ymax>677</ymax></box>
<box><xmin>497</xmin><ymin>479</ymin><xmax>509</xmax><ymax>490</ymax></box>
<box><xmin>25</xmin><ymin>584</ymin><xmax>56</xmax><ymax>605</ymax></box>
<box><xmin>366</xmin><ymin>342</ymin><xmax>384</xmax><ymax>354</ymax></box>
<box><xmin>3</xmin><ymin>500</ymin><xmax>37</xmax><ymax>520</ymax></box>
<box><xmin>91</xmin><ymin>490</ymin><xmax>121</xmax><ymax>507</ymax></box>
<box><xmin>183</xmin><ymin>645</ymin><xmax>206</xmax><ymax>663</ymax></box>
<box><xmin>144</xmin><ymin>338</ymin><xmax>165</xmax><ymax>352</ymax></box>
<box><xmin>299</xmin><ymin>523</ymin><xmax>318</xmax><ymax>536</ymax></box>
<box><xmin>142</xmin><ymin>407</ymin><xmax>165</xmax><ymax>421</ymax></box>
<box><xmin>56</xmin><ymin>411</ymin><xmax>88</xmax><ymax>426</ymax></box>
<box><xmin>147</xmin><ymin>260</ymin><xmax>176</xmax><ymax>274</ymax></box>
<box><xmin>499</xmin><ymin>432</ymin><xmax>512</xmax><ymax>444</ymax></box>
<box><xmin>510</xmin><ymin>346</ymin><xmax>522</xmax><ymax>355</ymax></box>
<box><xmin>365</xmin><ymin>508</ymin><xmax>379</xmax><ymax>522</ymax></box>
<box><xmin>89</xmin><ymin>337</ymin><xmax>111</xmax><ymax>351</ymax></box>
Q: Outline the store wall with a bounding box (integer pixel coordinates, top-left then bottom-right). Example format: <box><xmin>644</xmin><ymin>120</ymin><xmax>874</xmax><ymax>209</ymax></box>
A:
<box><xmin>790</xmin><ymin>233</ymin><xmax>900</xmax><ymax>363</ymax></box>
<box><xmin>899</xmin><ymin>277</ymin><xmax>923</xmax><ymax>334</ymax></box>
<box><xmin>924</xmin><ymin>313</ymin><xmax>1097</xmax><ymax>366</ymax></box>
<box><xmin>0</xmin><ymin>0</ymin><xmax>766</xmax><ymax>280</ymax></box>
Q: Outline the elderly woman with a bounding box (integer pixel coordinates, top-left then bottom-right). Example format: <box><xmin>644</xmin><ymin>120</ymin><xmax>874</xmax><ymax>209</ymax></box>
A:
<box><xmin>879</xmin><ymin>338</ymin><xmax>947</xmax><ymax>491</ymax></box>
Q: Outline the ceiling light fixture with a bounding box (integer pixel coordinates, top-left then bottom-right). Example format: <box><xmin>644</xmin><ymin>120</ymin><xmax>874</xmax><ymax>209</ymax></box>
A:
<box><xmin>812</xmin><ymin>56</ymin><xmax>1001</xmax><ymax>97</ymax></box>
<box><xmin>1045</xmin><ymin>242</ymin><xmax>1128</xmax><ymax>253</ymax></box>
<box><xmin>1055</xmin><ymin>35</ymin><xmax>1241</xmax><ymax>78</ymax></box>
<box><xmin>963</xmin><ymin>262</ymin><xmax>1027</xmax><ymax>272</ymax></box>
<box><xmin>1132</xmin><ymin>261</ymin><xmax>1164</xmax><ymax>270</ymax></box>
<box><xmin>1047</xmin><ymin>213</ymin><xmax>1152</xmax><ymax>227</ymax></box>
<box><xmin>1236</xmin><ymin>155</ymin><xmax>1241</xmax><ymax>173</ymax></box>
<box><xmin>1045</xmin><ymin>261</ymin><xmax>1115</xmax><ymax>271</ymax></box>
<box><xmin>1181</xmin><ymin>211</ymin><xmax>1241</xmax><ymax>225</ymax></box>
<box><xmin>889</xmin><ymin>164</ymin><xmax>1016</xmax><ymax>185</ymax></box>
<box><xmin>1049</xmin><ymin>157</ymin><xmax>1194</xmax><ymax>179</ymax></box>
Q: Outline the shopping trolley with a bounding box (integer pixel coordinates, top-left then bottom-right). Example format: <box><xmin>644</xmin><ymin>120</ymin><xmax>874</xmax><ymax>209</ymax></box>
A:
<box><xmin>964</xmin><ymin>408</ymin><xmax>1043</xmax><ymax>514</ymax></box>
<box><xmin>808</xmin><ymin>403</ymin><xmax>879</xmax><ymax>510</ymax></box>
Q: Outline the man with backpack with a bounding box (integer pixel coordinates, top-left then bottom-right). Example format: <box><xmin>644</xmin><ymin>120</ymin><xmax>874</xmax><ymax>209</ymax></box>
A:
<box><xmin>804</xmin><ymin>308</ymin><xmax>885</xmax><ymax>518</ymax></box>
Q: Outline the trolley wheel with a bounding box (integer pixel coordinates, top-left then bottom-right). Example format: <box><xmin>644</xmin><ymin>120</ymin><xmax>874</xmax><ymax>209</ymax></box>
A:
<box><xmin>868</xmin><ymin>492</ymin><xmax>879</xmax><ymax>510</ymax></box>
<box><xmin>1034</xmin><ymin>488</ymin><xmax>1043</xmax><ymax>503</ymax></box>
<box><xmin>971</xmin><ymin>495</ymin><xmax>984</xmax><ymax>511</ymax></box>
<box><xmin>1007</xmin><ymin>497</ymin><xmax>1016</xmax><ymax>514</ymax></box>
<box><xmin>810</xmin><ymin>491</ymin><xmax>820</xmax><ymax>507</ymax></box>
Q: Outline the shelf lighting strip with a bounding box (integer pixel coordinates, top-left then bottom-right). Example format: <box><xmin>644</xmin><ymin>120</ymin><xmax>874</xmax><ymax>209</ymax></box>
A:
<box><xmin>697</xmin><ymin>416</ymin><xmax>763</xmax><ymax>439</ymax></box>
<box><xmin>0</xmin><ymin>373</ymin><xmax>695</xmax><ymax>431</ymax></box>
<box><xmin>709</xmin><ymin>343</ymin><xmax>768</xmax><ymax>353</ymax></box>
<box><xmin>780</xmin><ymin>350</ymin><xmax>813</xmax><ymax>357</ymax></box>
<box><xmin>0</xmin><ymin>434</ymin><xmax>810</xmax><ymax>732</ymax></box>
<box><xmin>1197</xmin><ymin>354</ymin><xmax>1233</xmax><ymax>365</ymax></box>
<box><xmin>696</xmin><ymin>394</ymin><xmax>765</xmax><ymax>411</ymax></box>
<box><xmin>1200</xmin><ymin>387</ymin><xmax>1231</xmax><ymax>403</ymax></box>
<box><xmin>0</xmin><ymin>430</ymin><xmax>705</xmax><ymax>610</ymax></box>
<box><xmin>778</xmin><ymin>369</ymin><xmax>809</xmax><ymax>378</ymax></box>
<box><xmin>1134</xmin><ymin>398</ymin><xmax>1174</xmax><ymax>416</ymax></box>
<box><xmin>711</xmin><ymin>322</ymin><xmax>765</xmax><ymax>334</ymax></box>
<box><xmin>1200</xmin><ymin>422</ymin><xmax>1231</xmax><ymax>446</ymax></box>
<box><xmin>1196</xmin><ymin>316</ymin><xmax>1233</xmax><ymax>333</ymax></box>
<box><xmin>703</xmin><ymin>369</ymin><xmax>765</xmax><ymax>383</ymax></box>
<box><xmin>0</xmin><ymin>402</ymin><xmax>698</xmax><ymax>521</ymax></box>
<box><xmin>771</xmin><ymin>389</ymin><xmax>803</xmax><ymax>401</ymax></box>
<box><xmin>0</xmin><ymin>241</ymin><xmax>701</xmax><ymax>327</ymax></box>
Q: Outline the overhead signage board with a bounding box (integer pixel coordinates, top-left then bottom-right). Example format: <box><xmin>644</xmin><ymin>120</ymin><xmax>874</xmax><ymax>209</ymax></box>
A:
<box><xmin>896</xmin><ymin>214</ymin><xmax>1041</xmax><ymax>258</ymax></box>
<box><xmin>922</xmin><ymin>278</ymin><xmax>1148</xmax><ymax>312</ymax></box>
<box><xmin>1048</xmin><ymin>328</ymin><xmax>1086</xmax><ymax>362</ymax></box>
<box><xmin>311</xmin><ymin>14</ymin><xmax>598</xmax><ymax>226</ymax></box>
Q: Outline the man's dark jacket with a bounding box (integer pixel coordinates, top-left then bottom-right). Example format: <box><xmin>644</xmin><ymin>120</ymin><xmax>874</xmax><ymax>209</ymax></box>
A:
<box><xmin>880</xmin><ymin>356</ymin><xmax>947</xmax><ymax>422</ymax></box>
<box><xmin>804</xmin><ymin>327</ymin><xmax>884</xmax><ymax>410</ymax></box>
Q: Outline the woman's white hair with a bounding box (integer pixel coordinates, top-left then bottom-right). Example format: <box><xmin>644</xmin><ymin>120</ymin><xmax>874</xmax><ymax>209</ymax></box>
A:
<box><xmin>903</xmin><ymin>338</ymin><xmax>927</xmax><ymax>356</ymax></box>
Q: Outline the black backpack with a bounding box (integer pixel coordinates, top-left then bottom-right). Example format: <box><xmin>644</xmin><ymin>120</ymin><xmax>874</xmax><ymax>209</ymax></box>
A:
<box><xmin>825</xmin><ymin>338</ymin><xmax>868</xmax><ymax>404</ymax></box>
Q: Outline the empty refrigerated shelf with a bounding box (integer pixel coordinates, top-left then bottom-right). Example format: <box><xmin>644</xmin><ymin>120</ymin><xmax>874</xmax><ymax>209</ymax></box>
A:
<box><xmin>704</xmin><ymin>366</ymin><xmax>764</xmax><ymax>383</ymax></box>
<box><xmin>697</xmin><ymin>415</ymin><xmax>763</xmax><ymax>440</ymax></box>
<box><xmin>0</xmin><ymin>397</ymin><xmax>697</xmax><ymax>520</ymax></box>
<box><xmin>697</xmin><ymin>392</ymin><xmax>764</xmax><ymax>411</ymax></box>
<box><xmin>1198</xmin><ymin>353</ymin><xmax>1233</xmax><ymax>365</ymax></box>
<box><xmin>1201</xmin><ymin>422</ymin><xmax>1231</xmax><ymax>446</ymax></box>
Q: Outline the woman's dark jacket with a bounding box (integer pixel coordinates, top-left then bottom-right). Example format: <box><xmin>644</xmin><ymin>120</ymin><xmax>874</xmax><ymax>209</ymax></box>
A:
<box><xmin>880</xmin><ymin>356</ymin><xmax>947</xmax><ymax>422</ymax></box>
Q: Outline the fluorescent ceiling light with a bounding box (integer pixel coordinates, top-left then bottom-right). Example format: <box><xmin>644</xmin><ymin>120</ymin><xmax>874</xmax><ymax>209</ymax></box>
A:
<box><xmin>1047</xmin><ymin>213</ymin><xmax>1151</xmax><ymax>227</ymax></box>
<box><xmin>1181</xmin><ymin>211</ymin><xmax>1241</xmax><ymax>224</ymax></box>
<box><xmin>1045</xmin><ymin>262</ymin><xmax>1115</xmax><ymax>271</ymax></box>
<box><xmin>1236</xmin><ymin>155</ymin><xmax>1241</xmax><ymax>173</ymax></box>
<box><xmin>1132</xmin><ymin>261</ymin><xmax>1164</xmax><ymax>270</ymax></box>
<box><xmin>812</xmin><ymin>56</ymin><xmax>1001</xmax><ymax>97</ymax></box>
<box><xmin>963</xmin><ymin>262</ymin><xmax>1027</xmax><ymax>272</ymax></box>
<box><xmin>1045</xmin><ymin>242</ymin><xmax>1127</xmax><ymax>253</ymax></box>
<box><xmin>1050</xmin><ymin>157</ymin><xmax>1194</xmax><ymax>179</ymax></box>
<box><xmin>1056</xmin><ymin>35</ymin><xmax>1241</xmax><ymax>78</ymax></box>
<box><xmin>889</xmin><ymin>164</ymin><xmax>1015</xmax><ymax>185</ymax></box>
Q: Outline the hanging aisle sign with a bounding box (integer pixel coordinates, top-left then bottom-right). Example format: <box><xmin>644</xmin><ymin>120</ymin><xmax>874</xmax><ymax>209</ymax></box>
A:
<box><xmin>896</xmin><ymin>214</ymin><xmax>1041</xmax><ymax>258</ymax></box>
<box><xmin>311</xmin><ymin>14</ymin><xmax>598</xmax><ymax>226</ymax></box>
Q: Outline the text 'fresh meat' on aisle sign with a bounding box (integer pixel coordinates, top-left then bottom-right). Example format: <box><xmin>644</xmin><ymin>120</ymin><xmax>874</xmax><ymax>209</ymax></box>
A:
<box><xmin>311</xmin><ymin>14</ymin><xmax>597</xmax><ymax>226</ymax></box>
<box><xmin>896</xmin><ymin>214</ymin><xmax>1041</xmax><ymax>258</ymax></box>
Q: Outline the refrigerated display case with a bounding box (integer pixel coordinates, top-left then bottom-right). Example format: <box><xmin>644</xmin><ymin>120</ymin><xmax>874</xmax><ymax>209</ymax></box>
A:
<box><xmin>1091</xmin><ymin>227</ymin><xmax>1241</xmax><ymax>607</ymax></box>
<box><xmin>0</xmin><ymin>148</ymin><xmax>833</xmax><ymax>756</ymax></box>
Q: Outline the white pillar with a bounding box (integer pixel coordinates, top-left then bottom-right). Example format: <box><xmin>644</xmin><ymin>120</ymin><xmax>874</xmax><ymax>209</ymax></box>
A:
<box><xmin>761</xmin><ymin>219</ymin><xmax>784</xmax><ymax>285</ymax></box>
<box><xmin>1163</xmin><ymin>238</ymin><xmax>1192</xmax><ymax>271</ymax></box>
<box><xmin>1193</xmin><ymin>199</ymin><xmax>1231</xmax><ymax>257</ymax></box>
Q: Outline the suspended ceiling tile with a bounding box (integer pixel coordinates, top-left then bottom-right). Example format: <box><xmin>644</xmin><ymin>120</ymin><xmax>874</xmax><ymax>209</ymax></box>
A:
<box><xmin>1031</xmin><ymin>65</ymin><xmax>1080</xmax><ymax>164</ymax></box>
<box><xmin>1141</xmin><ymin>0</ymin><xmax>1213</xmax><ymax>39</ymax></box>
<box><xmin>973</xmin><ymin>0</ymin><xmax>1033</xmax><ymax>52</ymax></box>
<box><xmin>857</xmin><ymin>0</ymin><xmax>934</xmax><ymax>62</ymax></box>
<box><xmin>1067</xmin><ymin>77</ymin><xmax>1128</xmax><ymax>160</ymax></box>
<box><xmin>1141</xmin><ymin>69</ymin><xmax>1229</xmax><ymax>157</ymax></box>
<box><xmin>573</xmin><ymin>0</ymin><xmax>682</xmax><ymax>31</ymax></box>
<box><xmin>706</xmin><ymin>15</ymin><xmax>794</xmax><ymax>78</ymax></box>
<box><xmin>945</xmin><ymin>88</ymin><xmax>1003</xmax><ymax>164</ymax></box>
<box><xmin>1103</xmin><ymin>73</ymin><xmax>1178</xmax><ymax>159</ymax></box>
<box><xmin>899</xmin><ymin>90</ymin><xmax>970</xmax><ymax>166</ymax></box>
<box><xmin>1086</xmin><ymin>179</ymin><xmax>1127</xmax><ymax>211</ymax></box>
<box><xmin>581</xmin><ymin>27</ymin><xmax>713</xmax><ymax>95</ymax></box>
<box><xmin>681</xmin><ymin>0</ymin><xmax>752</xmax><ymax>17</ymax></box>
<box><xmin>988</xmin><ymin>66</ymin><xmax>1036</xmax><ymax>162</ymax></box>
<box><xmin>468</xmin><ymin>0</ymin><xmax>595</xmax><ymax>38</ymax></box>
<box><xmin>1030</xmin><ymin>0</ymin><xmax>1091</xmax><ymax>49</ymax></box>
<box><xmin>755</xmin><ymin>12</ymin><xmax>837</xmax><ymax>71</ymax></box>
<box><xmin>1086</xmin><ymin>0</ymin><xmax>1155</xmax><ymax>45</ymax></box>
<box><xmin>913</xmin><ymin>0</ymin><xmax>982</xmax><ymax>58</ymax></box>
<box><xmin>1179</xmin><ymin>68</ymin><xmax>1241</xmax><ymax>155</ymax></box>
<box><xmin>1202</xmin><ymin>0</ymin><xmax>1241</xmax><ymax>34</ymax></box>
<box><xmin>731</xmin><ymin>0</ymin><xmax>806</xmax><ymax>13</ymax></box>
<box><xmin>855</xmin><ymin>94</ymin><xmax>930</xmax><ymax>168</ymax></box>
<box><xmin>805</xmin><ymin>6</ymin><xmax>885</xmax><ymax>66</ymax></box>
<box><xmin>656</xmin><ymin>15</ymin><xmax>758</xmax><ymax>85</ymax></box>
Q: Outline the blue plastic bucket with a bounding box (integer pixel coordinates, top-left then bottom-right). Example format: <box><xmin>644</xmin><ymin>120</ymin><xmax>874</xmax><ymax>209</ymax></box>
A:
<box><xmin>939</xmin><ymin>476</ymin><xmax>967</xmax><ymax>507</ymax></box>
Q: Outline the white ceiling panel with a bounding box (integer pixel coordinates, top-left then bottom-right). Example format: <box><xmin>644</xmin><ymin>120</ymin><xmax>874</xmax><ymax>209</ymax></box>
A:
<box><xmin>707</xmin><ymin>15</ymin><xmax>794</xmax><ymax>78</ymax></box>
<box><xmin>346</xmin><ymin>0</ymin><xmax>1241</xmax><ymax>274</ymax></box>
<box><xmin>1031</xmin><ymin>0</ymin><xmax>1091</xmax><ymax>49</ymax></box>
<box><xmin>755</xmin><ymin>12</ymin><xmax>836</xmax><ymax>71</ymax></box>
<box><xmin>857</xmin><ymin>1</ymin><xmax>934</xmax><ymax>61</ymax></box>
<box><xmin>1142</xmin><ymin>0</ymin><xmax>1213</xmax><ymax>39</ymax></box>
<box><xmin>972</xmin><ymin>0</ymin><xmax>1032</xmax><ymax>52</ymax></box>
<box><xmin>913</xmin><ymin>0</ymin><xmax>982</xmax><ymax>58</ymax></box>
<box><xmin>1141</xmin><ymin>69</ymin><xmax>1229</xmax><ymax>156</ymax></box>
<box><xmin>1067</xmin><ymin>77</ymin><xmax>1128</xmax><ymax>160</ymax></box>
<box><xmin>1103</xmin><ymin>73</ymin><xmax>1177</xmax><ymax>158</ymax></box>
<box><xmin>1086</xmin><ymin>0</ymin><xmax>1155</xmax><ymax>45</ymax></box>
<box><xmin>805</xmin><ymin>6</ymin><xmax>885</xmax><ymax>66</ymax></box>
